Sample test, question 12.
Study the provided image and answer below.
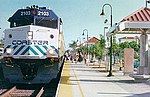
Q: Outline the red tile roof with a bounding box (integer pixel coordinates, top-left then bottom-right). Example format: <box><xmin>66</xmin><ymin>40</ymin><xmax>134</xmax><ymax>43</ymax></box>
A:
<box><xmin>76</xmin><ymin>37</ymin><xmax>100</xmax><ymax>48</ymax></box>
<box><xmin>77</xmin><ymin>37</ymin><xmax>100</xmax><ymax>47</ymax></box>
<box><xmin>86</xmin><ymin>37</ymin><xmax>100</xmax><ymax>43</ymax></box>
<box><xmin>123</xmin><ymin>7</ymin><xmax>150</xmax><ymax>22</ymax></box>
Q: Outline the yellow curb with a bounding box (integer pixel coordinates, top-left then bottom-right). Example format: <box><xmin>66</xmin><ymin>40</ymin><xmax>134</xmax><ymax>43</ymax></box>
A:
<box><xmin>57</xmin><ymin>62</ymin><xmax>73</xmax><ymax>97</ymax></box>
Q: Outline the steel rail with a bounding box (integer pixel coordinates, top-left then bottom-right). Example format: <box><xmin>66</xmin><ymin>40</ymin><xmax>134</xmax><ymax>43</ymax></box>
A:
<box><xmin>0</xmin><ymin>86</ymin><xmax>16</xmax><ymax>97</ymax></box>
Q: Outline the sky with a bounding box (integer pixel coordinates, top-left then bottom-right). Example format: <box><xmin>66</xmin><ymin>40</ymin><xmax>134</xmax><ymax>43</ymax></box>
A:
<box><xmin>0</xmin><ymin>0</ymin><xmax>148</xmax><ymax>49</ymax></box>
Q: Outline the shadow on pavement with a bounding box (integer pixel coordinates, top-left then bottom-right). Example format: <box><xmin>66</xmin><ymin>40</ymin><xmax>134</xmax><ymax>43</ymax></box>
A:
<box><xmin>97</xmin><ymin>92</ymin><xmax>131</xmax><ymax>95</ymax></box>
<box><xmin>126</xmin><ymin>92</ymin><xmax>150</xmax><ymax>97</ymax></box>
<box><xmin>71</xmin><ymin>79</ymin><xmax>141</xmax><ymax>84</ymax></box>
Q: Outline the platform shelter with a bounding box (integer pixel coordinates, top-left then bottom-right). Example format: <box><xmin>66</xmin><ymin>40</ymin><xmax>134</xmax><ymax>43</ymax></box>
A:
<box><xmin>107</xmin><ymin>7</ymin><xmax>150</xmax><ymax>81</ymax></box>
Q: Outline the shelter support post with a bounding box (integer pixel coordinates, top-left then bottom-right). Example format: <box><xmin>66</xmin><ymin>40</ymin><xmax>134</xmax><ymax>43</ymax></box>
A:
<box><xmin>131</xmin><ymin>30</ymin><xmax>150</xmax><ymax>82</ymax></box>
<box><xmin>138</xmin><ymin>32</ymin><xmax>149</xmax><ymax>75</ymax></box>
<box><xmin>147</xmin><ymin>29</ymin><xmax>150</xmax><ymax>75</ymax></box>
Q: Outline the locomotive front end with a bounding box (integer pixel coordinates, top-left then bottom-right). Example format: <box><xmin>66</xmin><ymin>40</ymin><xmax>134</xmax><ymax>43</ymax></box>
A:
<box><xmin>2</xmin><ymin>5</ymin><xmax>64</xmax><ymax>84</ymax></box>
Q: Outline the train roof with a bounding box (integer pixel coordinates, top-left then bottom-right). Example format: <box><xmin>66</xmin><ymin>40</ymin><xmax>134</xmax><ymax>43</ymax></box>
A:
<box><xmin>8</xmin><ymin>5</ymin><xmax>59</xmax><ymax>22</ymax></box>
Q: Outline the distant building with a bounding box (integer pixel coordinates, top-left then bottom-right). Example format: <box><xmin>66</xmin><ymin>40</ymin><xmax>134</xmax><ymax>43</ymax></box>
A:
<box><xmin>86</xmin><ymin>37</ymin><xmax>100</xmax><ymax>46</ymax></box>
<box><xmin>118</xmin><ymin>36</ymin><xmax>139</xmax><ymax>43</ymax></box>
<box><xmin>76</xmin><ymin>37</ymin><xmax>100</xmax><ymax>48</ymax></box>
<box><xmin>75</xmin><ymin>37</ymin><xmax>100</xmax><ymax>61</ymax></box>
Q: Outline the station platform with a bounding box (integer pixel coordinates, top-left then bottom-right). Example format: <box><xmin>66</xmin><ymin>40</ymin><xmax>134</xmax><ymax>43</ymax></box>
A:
<box><xmin>55</xmin><ymin>61</ymin><xmax>150</xmax><ymax>97</ymax></box>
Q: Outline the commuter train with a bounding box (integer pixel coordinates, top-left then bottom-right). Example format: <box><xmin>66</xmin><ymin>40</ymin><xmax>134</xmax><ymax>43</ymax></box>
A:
<box><xmin>2</xmin><ymin>5</ymin><xmax>65</xmax><ymax>84</ymax></box>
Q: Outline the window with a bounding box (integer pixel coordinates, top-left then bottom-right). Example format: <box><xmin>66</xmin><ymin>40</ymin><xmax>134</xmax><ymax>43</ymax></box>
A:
<box><xmin>10</xmin><ymin>18</ymin><xmax>32</xmax><ymax>28</ymax></box>
<box><xmin>10</xmin><ymin>17</ymin><xmax>58</xmax><ymax>29</ymax></box>
<box><xmin>35</xmin><ymin>18</ymin><xmax>58</xmax><ymax>29</ymax></box>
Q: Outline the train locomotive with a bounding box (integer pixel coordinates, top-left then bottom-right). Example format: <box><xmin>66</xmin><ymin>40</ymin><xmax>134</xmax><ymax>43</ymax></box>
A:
<box><xmin>2</xmin><ymin>5</ymin><xmax>65</xmax><ymax>84</ymax></box>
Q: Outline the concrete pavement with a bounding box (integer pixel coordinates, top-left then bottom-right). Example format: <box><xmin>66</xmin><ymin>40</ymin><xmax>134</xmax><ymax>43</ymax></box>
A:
<box><xmin>57</xmin><ymin>62</ymin><xmax>150</xmax><ymax>97</ymax></box>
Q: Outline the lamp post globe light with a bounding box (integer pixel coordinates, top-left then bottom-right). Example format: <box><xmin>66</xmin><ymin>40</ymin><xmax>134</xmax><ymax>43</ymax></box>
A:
<box><xmin>100</xmin><ymin>3</ymin><xmax>113</xmax><ymax>77</ymax></box>
<box><xmin>82</xmin><ymin>29</ymin><xmax>89</xmax><ymax>61</ymax></box>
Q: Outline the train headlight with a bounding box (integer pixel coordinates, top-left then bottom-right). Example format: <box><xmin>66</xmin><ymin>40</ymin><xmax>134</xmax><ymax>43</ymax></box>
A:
<box><xmin>6</xmin><ymin>48</ymin><xmax>13</xmax><ymax>54</ymax></box>
<box><xmin>28</xmin><ymin>36</ymin><xmax>33</xmax><ymax>39</ymax></box>
<box><xmin>48</xmin><ymin>49</ymin><xmax>55</xmax><ymax>55</ymax></box>
<box><xmin>28</xmin><ymin>31</ymin><xmax>33</xmax><ymax>36</ymax></box>
<box><xmin>28</xmin><ymin>31</ymin><xmax>33</xmax><ymax>39</ymax></box>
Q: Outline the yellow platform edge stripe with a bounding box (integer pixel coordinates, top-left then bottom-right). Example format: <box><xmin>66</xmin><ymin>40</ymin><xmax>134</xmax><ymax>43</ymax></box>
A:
<box><xmin>72</xmin><ymin>68</ymin><xmax>85</xmax><ymax>97</ymax></box>
<box><xmin>56</xmin><ymin>61</ymin><xmax>73</xmax><ymax>97</ymax></box>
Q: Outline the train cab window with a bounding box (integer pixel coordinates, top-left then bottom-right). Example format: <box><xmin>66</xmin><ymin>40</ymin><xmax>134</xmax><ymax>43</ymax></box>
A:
<box><xmin>35</xmin><ymin>18</ymin><xmax>58</xmax><ymax>29</ymax></box>
<box><xmin>10</xmin><ymin>19</ymin><xmax>32</xmax><ymax>28</ymax></box>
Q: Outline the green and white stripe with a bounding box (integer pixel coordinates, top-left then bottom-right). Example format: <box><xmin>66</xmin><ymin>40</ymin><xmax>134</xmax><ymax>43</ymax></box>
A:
<box><xmin>4</xmin><ymin>45</ymin><xmax>59</xmax><ymax>56</ymax></box>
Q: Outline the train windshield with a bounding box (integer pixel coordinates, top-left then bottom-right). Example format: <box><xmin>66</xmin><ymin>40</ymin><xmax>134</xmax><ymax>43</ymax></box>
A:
<box><xmin>10</xmin><ymin>19</ymin><xmax>33</xmax><ymax>28</ymax></box>
<box><xmin>10</xmin><ymin>18</ymin><xmax>58</xmax><ymax>29</ymax></box>
<box><xmin>35</xmin><ymin>18</ymin><xmax>58</xmax><ymax>29</ymax></box>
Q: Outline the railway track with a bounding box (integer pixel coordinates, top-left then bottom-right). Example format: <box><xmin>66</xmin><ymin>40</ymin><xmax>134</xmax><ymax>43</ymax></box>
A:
<box><xmin>0</xmin><ymin>78</ymin><xmax>60</xmax><ymax>97</ymax></box>
<box><xmin>0</xmin><ymin>85</ymin><xmax>44</xmax><ymax>97</ymax></box>
<box><xmin>0</xmin><ymin>74</ymin><xmax>61</xmax><ymax>97</ymax></box>
<box><xmin>0</xmin><ymin>59</ymin><xmax>63</xmax><ymax>97</ymax></box>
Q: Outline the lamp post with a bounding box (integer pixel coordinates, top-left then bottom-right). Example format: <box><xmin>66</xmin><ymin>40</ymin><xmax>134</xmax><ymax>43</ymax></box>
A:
<box><xmin>100</xmin><ymin>3</ymin><xmax>113</xmax><ymax>77</ymax></box>
<box><xmin>77</xmin><ymin>37</ymin><xmax>81</xmax><ymax>45</ymax></box>
<box><xmin>104</xmin><ymin>27</ymin><xmax>108</xmax><ymax>48</ymax></box>
<box><xmin>104</xmin><ymin>27</ymin><xmax>108</xmax><ymax>40</ymax></box>
<box><xmin>146</xmin><ymin>0</ymin><xmax>150</xmax><ymax>8</ymax></box>
<box><xmin>82</xmin><ymin>29</ymin><xmax>89</xmax><ymax>61</ymax></box>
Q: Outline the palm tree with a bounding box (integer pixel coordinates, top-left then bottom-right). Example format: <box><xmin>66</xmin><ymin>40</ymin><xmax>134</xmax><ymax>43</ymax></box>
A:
<box><xmin>69</xmin><ymin>40</ymin><xmax>77</xmax><ymax>49</ymax></box>
<box><xmin>112</xmin><ymin>43</ymin><xmax>120</xmax><ymax>64</ymax></box>
<box><xmin>88</xmin><ymin>45</ymin><xmax>95</xmax><ymax>60</ymax></box>
<box><xmin>95</xmin><ymin>37</ymin><xmax>105</xmax><ymax>64</ymax></box>
<box><xmin>69</xmin><ymin>40</ymin><xmax>77</xmax><ymax>60</ymax></box>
